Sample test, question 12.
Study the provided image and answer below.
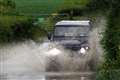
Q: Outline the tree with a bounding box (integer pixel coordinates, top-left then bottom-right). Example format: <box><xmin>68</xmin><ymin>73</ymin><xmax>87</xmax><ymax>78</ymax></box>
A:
<box><xmin>0</xmin><ymin>0</ymin><xmax>15</xmax><ymax>14</ymax></box>
<box><xmin>95</xmin><ymin>0</ymin><xmax>120</xmax><ymax>80</ymax></box>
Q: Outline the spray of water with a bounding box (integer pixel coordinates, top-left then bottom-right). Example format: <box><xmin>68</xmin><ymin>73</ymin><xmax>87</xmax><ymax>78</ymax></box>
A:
<box><xmin>0</xmin><ymin>41</ymin><xmax>49</xmax><ymax>80</ymax></box>
<box><xmin>0</xmin><ymin>17</ymin><xmax>106</xmax><ymax>80</ymax></box>
<box><xmin>46</xmin><ymin>17</ymin><xmax>106</xmax><ymax>72</ymax></box>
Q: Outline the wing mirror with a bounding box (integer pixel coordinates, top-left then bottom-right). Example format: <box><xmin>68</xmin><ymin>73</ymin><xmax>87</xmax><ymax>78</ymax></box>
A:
<box><xmin>47</xmin><ymin>32</ymin><xmax>53</xmax><ymax>40</ymax></box>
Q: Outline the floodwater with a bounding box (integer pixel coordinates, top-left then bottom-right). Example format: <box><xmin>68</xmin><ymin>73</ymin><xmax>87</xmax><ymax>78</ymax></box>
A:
<box><xmin>0</xmin><ymin>18</ymin><xmax>106</xmax><ymax>80</ymax></box>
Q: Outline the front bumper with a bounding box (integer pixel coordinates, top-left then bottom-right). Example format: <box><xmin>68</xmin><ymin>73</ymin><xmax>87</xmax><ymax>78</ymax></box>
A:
<box><xmin>62</xmin><ymin>44</ymin><xmax>81</xmax><ymax>51</ymax></box>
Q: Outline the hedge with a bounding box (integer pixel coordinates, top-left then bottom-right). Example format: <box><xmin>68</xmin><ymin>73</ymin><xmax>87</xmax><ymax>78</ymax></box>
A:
<box><xmin>0</xmin><ymin>0</ymin><xmax>16</xmax><ymax>14</ymax></box>
<box><xmin>0</xmin><ymin>16</ymin><xmax>47</xmax><ymax>43</ymax></box>
<box><xmin>96</xmin><ymin>2</ymin><xmax>120</xmax><ymax>80</ymax></box>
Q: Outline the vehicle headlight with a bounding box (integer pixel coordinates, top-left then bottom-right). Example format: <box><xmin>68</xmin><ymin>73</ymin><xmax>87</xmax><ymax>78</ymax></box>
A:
<box><xmin>85</xmin><ymin>46</ymin><xmax>89</xmax><ymax>50</ymax></box>
<box><xmin>78</xmin><ymin>47</ymin><xmax>87</xmax><ymax>55</ymax></box>
<box><xmin>49</xmin><ymin>44</ymin><xmax>55</xmax><ymax>49</ymax></box>
<box><xmin>46</xmin><ymin>48</ymin><xmax>61</xmax><ymax>56</ymax></box>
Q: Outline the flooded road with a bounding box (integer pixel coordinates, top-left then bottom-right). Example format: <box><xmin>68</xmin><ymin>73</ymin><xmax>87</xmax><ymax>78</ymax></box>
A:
<box><xmin>0</xmin><ymin>18</ymin><xmax>106</xmax><ymax>80</ymax></box>
<box><xmin>0</xmin><ymin>41</ymin><xmax>94</xmax><ymax>80</ymax></box>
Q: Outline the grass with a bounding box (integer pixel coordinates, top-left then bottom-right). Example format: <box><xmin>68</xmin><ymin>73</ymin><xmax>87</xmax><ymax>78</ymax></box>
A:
<box><xmin>12</xmin><ymin>0</ymin><xmax>90</xmax><ymax>17</ymax></box>
<box><xmin>61</xmin><ymin>0</ymin><xmax>89</xmax><ymax>9</ymax></box>
<box><xmin>12</xmin><ymin>0</ymin><xmax>64</xmax><ymax>15</ymax></box>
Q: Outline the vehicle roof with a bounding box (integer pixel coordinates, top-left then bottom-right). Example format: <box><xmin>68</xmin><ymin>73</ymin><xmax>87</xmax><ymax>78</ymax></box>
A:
<box><xmin>55</xmin><ymin>20</ymin><xmax>90</xmax><ymax>26</ymax></box>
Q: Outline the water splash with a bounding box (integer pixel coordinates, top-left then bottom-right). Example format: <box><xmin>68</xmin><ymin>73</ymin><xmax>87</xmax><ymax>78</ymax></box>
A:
<box><xmin>0</xmin><ymin>18</ymin><xmax>106</xmax><ymax>80</ymax></box>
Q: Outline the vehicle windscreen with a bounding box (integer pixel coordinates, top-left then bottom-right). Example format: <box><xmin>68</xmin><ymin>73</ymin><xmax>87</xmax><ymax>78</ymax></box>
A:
<box><xmin>54</xmin><ymin>25</ymin><xmax>90</xmax><ymax>37</ymax></box>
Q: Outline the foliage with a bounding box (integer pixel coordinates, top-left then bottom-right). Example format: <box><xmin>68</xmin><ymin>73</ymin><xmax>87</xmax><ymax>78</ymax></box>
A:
<box><xmin>96</xmin><ymin>1</ymin><xmax>120</xmax><ymax>80</ymax></box>
<box><xmin>58</xmin><ymin>0</ymin><xmax>89</xmax><ymax>10</ymax></box>
<box><xmin>0</xmin><ymin>0</ymin><xmax>16</xmax><ymax>14</ymax></box>
<box><xmin>86</xmin><ymin>0</ymin><xmax>120</xmax><ymax>13</ymax></box>
<box><xmin>40</xmin><ymin>17</ymin><xmax>55</xmax><ymax>32</ymax></box>
<box><xmin>56</xmin><ymin>0</ymin><xmax>89</xmax><ymax>19</ymax></box>
<box><xmin>86</xmin><ymin>0</ymin><xmax>111</xmax><ymax>12</ymax></box>
<box><xmin>0</xmin><ymin>16</ymin><xmax>47</xmax><ymax>43</ymax></box>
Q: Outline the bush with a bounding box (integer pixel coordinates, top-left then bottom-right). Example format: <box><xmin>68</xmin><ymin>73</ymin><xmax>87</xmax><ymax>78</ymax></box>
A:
<box><xmin>0</xmin><ymin>0</ymin><xmax>16</xmax><ymax>14</ymax></box>
<box><xmin>0</xmin><ymin>16</ymin><xmax>47</xmax><ymax>43</ymax></box>
<box><xmin>96</xmin><ymin>5</ymin><xmax>120</xmax><ymax>80</ymax></box>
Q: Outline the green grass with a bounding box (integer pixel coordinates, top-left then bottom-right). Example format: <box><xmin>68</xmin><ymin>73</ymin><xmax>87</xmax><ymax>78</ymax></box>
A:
<box><xmin>13</xmin><ymin>0</ymin><xmax>64</xmax><ymax>15</ymax></box>
<box><xmin>12</xmin><ymin>0</ymin><xmax>89</xmax><ymax>16</ymax></box>
<box><xmin>62</xmin><ymin>0</ymin><xmax>89</xmax><ymax>9</ymax></box>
